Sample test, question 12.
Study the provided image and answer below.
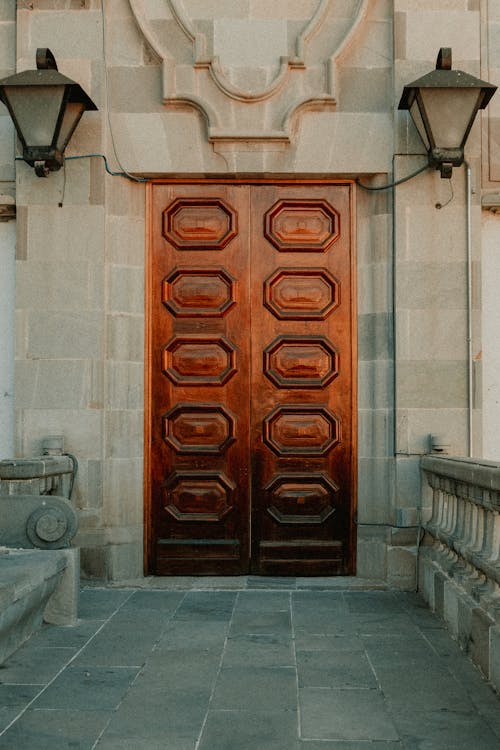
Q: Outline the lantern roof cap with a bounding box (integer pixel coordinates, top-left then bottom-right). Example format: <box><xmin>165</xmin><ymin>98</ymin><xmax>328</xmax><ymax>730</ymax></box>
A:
<box><xmin>398</xmin><ymin>47</ymin><xmax>497</xmax><ymax>110</ymax></box>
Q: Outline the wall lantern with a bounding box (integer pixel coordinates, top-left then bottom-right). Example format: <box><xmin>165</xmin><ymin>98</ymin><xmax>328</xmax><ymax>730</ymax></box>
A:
<box><xmin>0</xmin><ymin>48</ymin><xmax>97</xmax><ymax>178</ymax></box>
<box><xmin>398</xmin><ymin>48</ymin><xmax>497</xmax><ymax>178</ymax></box>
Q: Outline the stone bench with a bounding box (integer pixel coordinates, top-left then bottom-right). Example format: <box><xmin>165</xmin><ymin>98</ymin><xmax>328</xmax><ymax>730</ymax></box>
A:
<box><xmin>0</xmin><ymin>547</ymin><xmax>79</xmax><ymax>665</ymax></box>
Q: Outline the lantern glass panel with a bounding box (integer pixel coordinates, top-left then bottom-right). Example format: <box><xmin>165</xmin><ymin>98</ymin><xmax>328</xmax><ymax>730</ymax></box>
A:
<box><xmin>4</xmin><ymin>85</ymin><xmax>66</xmax><ymax>147</ymax></box>
<box><xmin>418</xmin><ymin>87</ymin><xmax>482</xmax><ymax>149</ymax></box>
<box><xmin>409</xmin><ymin>97</ymin><xmax>431</xmax><ymax>149</ymax></box>
<box><xmin>56</xmin><ymin>101</ymin><xmax>86</xmax><ymax>151</ymax></box>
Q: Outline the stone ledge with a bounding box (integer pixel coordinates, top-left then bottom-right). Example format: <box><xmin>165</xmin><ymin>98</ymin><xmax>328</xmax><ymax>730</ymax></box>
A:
<box><xmin>0</xmin><ymin>548</ymin><xmax>79</xmax><ymax>665</ymax></box>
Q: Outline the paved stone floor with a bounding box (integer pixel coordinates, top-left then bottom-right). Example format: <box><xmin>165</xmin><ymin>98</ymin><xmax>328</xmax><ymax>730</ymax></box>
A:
<box><xmin>0</xmin><ymin>580</ymin><xmax>499</xmax><ymax>749</ymax></box>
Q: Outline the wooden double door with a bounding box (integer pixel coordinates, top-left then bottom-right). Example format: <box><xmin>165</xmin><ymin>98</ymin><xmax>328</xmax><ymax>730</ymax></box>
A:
<box><xmin>146</xmin><ymin>182</ymin><xmax>356</xmax><ymax>575</ymax></box>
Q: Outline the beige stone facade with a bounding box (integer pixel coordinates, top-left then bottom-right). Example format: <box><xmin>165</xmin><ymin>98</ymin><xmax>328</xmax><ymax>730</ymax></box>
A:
<box><xmin>1</xmin><ymin>0</ymin><xmax>499</xmax><ymax>584</ymax></box>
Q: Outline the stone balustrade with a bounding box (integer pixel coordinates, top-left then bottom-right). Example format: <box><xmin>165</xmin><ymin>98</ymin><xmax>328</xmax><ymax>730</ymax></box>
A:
<box><xmin>419</xmin><ymin>455</ymin><xmax>500</xmax><ymax>692</ymax></box>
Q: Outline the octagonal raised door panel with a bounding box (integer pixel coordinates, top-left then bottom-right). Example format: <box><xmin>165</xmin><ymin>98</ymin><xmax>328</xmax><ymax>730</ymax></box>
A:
<box><xmin>148</xmin><ymin>183</ymin><xmax>355</xmax><ymax>576</ymax></box>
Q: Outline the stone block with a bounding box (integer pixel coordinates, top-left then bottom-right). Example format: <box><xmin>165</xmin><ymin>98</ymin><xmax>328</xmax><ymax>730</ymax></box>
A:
<box><xmin>108</xmin><ymin>540</ymin><xmax>143</xmax><ymax>581</ymax></box>
<box><xmin>396</xmin><ymin>362</ymin><xmax>467</xmax><ymax>409</ymax></box>
<box><xmin>104</xmin><ymin>411</ymin><xmax>143</xmax><ymax>459</ymax></box>
<box><xmin>417</xmin><ymin>553</ymin><xmax>436</xmax><ymax>609</ymax></box>
<box><xmin>26</xmin><ymin>206</ymin><xmax>105</xmax><ymax>264</ymax></box>
<box><xmin>396</xmin><ymin>261</ymin><xmax>468</xmax><ymax>310</ymax></box>
<box><xmin>490</xmin><ymin>625</ymin><xmax>500</xmax><ymax>694</ymax></box>
<box><xmin>0</xmin><ymin>21</ymin><xmax>15</xmax><ymax>68</ymax></box>
<box><xmin>106</xmin><ymin>314</ymin><xmax>144</xmax><ymax>362</ymax></box>
<box><xmin>337</xmin><ymin>67</ymin><xmax>392</xmax><ymax>113</ymax></box>
<box><xmin>357</xmin><ymin>262</ymin><xmax>390</xmax><ymax>315</ymax></box>
<box><xmin>0</xmin><ymin>3</ymin><xmax>15</xmax><ymax>22</ymax></box>
<box><xmin>108</xmin><ymin>266</ymin><xmax>144</xmax><ymax>314</ymax></box>
<box><xmin>18</xmin><ymin>409</ymin><xmax>103</xmax><ymax>460</ymax></box>
<box><xmin>106</xmin><ymin>216</ymin><xmax>145</xmax><ymax>265</ymax></box>
<box><xmin>358</xmin><ymin>408</ymin><xmax>393</xmax><ymax>459</ymax></box>
<box><xmin>106</xmin><ymin>362</ymin><xmax>144</xmax><ymax>410</ymax></box>
<box><xmin>470</xmin><ymin>608</ymin><xmax>494</xmax><ymax>679</ymax></box>
<box><xmin>44</xmin><ymin>548</ymin><xmax>80</xmax><ymax>626</ymax></box>
<box><xmin>387</xmin><ymin>545</ymin><xmax>416</xmax><ymax>580</ymax></box>
<box><xmin>403</xmin><ymin>11</ymin><xmax>480</xmax><ymax>62</ymax></box>
<box><xmin>434</xmin><ymin>571</ymin><xmax>445</xmax><ymax>619</ymax></box>
<box><xmin>395</xmin><ymin>200</ymin><xmax>469</xmax><ymax>264</ymax></box>
<box><xmin>358</xmin><ymin>360</ymin><xmax>393</xmax><ymax>411</ymax></box>
<box><xmin>296</xmin><ymin>113</ymin><xmax>393</xmax><ymax>174</ymax></box>
<box><xmin>358</xmin><ymin>313</ymin><xmax>393</xmax><ymax>361</ymax></box>
<box><xmin>107</xmin><ymin>179</ymin><xmax>145</xmax><ymax>218</ymax></box>
<box><xmin>80</xmin><ymin>545</ymin><xmax>108</xmax><ymax>580</ymax></box>
<box><xmin>406</xmin><ymin>310</ymin><xmax>467</xmax><ymax>361</ymax></box>
<box><xmin>27</xmin><ymin>311</ymin><xmax>103</xmax><ymax>360</ymax></box>
<box><xmin>443</xmin><ymin>579</ymin><xmax>460</xmax><ymax>637</ymax></box>
<box><xmin>395</xmin><ymin>455</ymin><xmax>422</xmax><ymax>509</ymax></box>
<box><xmin>356</xmin><ymin>536</ymin><xmax>387</xmax><ymax>581</ymax></box>
<box><xmin>16</xmin><ymin>261</ymin><xmax>92</xmax><ymax>313</ymax></box>
<box><xmin>357</xmin><ymin>457</ymin><xmax>394</xmax><ymax>524</ymax></box>
<box><xmin>107</xmin><ymin>17</ymin><xmax>145</xmax><ymax>66</ymax></box>
<box><xmin>457</xmin><ymin>595</ymin><xmax>473</xmax><ymax>652</ymax></box>
<box><xmin>102</xmin><ymin>458</ymin><xmax>143</xmax><ymax>527</ymax></box>
<box><xmin>404</xmin><ymin>408</ymin><xmax>468</xmax><ymax>455</ymax></box>
<box><xmin>18</xmin><ymin>10</ymin><xmax>103</xmax><ymax>60</ymax></box>
<box><xmin>357</xmin><ymin>213</ymin><xmax>391</xmax><ymax>265</ymax></box>
<box><xmin>250</xmin><ymin>0</ymin><xmax>317</xmax><ymax>19</ymax></box>
<box><xmin>108</xmin><ymin>66</ymin><xmax>163</xmax><ymax>113</ymax></box>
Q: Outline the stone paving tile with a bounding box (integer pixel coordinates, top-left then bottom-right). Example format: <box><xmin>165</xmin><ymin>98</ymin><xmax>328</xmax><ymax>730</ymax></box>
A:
<box><xmin>155</xmin><ymin>619</ymin><xmax>229</xmax><ymax>650</ymax></box>
<box><xmin>374</xmin><ymin>665</ymin><xmax>474</xmax><ymax>712</ymax></box>
<box><xmin>299</xmin><ymin>687</ymin><xmax>399</xmax><ymax>741</ymax></box>
<box><xmin>294</xmin><ymin>633</ymin><xmax>364</xmax><ymax>652</ymax></box>
<box><xmin>118</xmin><ymin>589</ymin><xmax>184</xmax><ymax>612</ymax></box>
<box><xmin>212</xmin><ymin>666</ymin><xmax>297</xmax><ymax>711</ymax></box>
<box><xmin>296</xmin><ymin>650</ymin><xmax>378</xmax><ymax>688</ymax></box>
<box><xmin>235</xmin><ymin>590</ymin><xmax>290</xmax><ymax>611</ymax></box>
<box><xmin>0</xmin><ymin>707</ymin><xmax>22</xmax><ymax>734</ymax></box>
<box><xmin>198</xmin><ymin>709</ymin><xmax>299</xmax><ymax>750</ymax></box>
<box><xmin>26</xmin><ymin>618</ymin><xmax>105</xmax><ymax>649</ymax></box>
<box><xmin>247</xmin><ymin>576</ymin><xmax>297</xmax><ymax>589</ymax></box>
<box><xmin>96</xmin><ymin>738</ymin><xmax>196</xmax><ymax>750</ymax></box>
<box><xmin>137</xmin><ymin>647</ymin><xmax>222</xmax><ymax>689</ymax></box>
<box><xmin>390</xmin><ymin>707</ymin><xmax>500</xmax><ymax>750</ymax></box>
<box><xmin>172</xmin><ymin>591</ymin><xmax>236</xmax><ymax>621</ymax></box>
<box><xmin>361</xmin><ymin>632</ymin><xmax>437</xmax><ymax>667</ymax></box>
<box><xmin>0</xmin><ymin>708</ymin><xmax>111</xmax><ymax>750</ymax></box>
<box><xmin>72</xmin><ymin>611</ymin><xmax>168</xmax><ymax>667</ymax></box>
<box><xmin>230</xmin><ymin>609</ymin><xmax>292</xmax><ymax>636</ymax></box>
<box><xmin>222</xmin><ymin>633</ymin><xmax>294</xmax><ymax>668</ymax></box>
<box><xmin>0</xmin><ymin>684</ymin><xmax>41</xmax><ymax>706</ymax></box>
<box><xmin>0</xmin><ymin>645</ymin><xmax>74</xmax><ymax>685</ymax></box>
<box><xmin>298</xmin><ymin>743</ymin><xmax>403</xmax><ymax>749</ymax></box>
<box><xmin>99</xmin><ymin>685</ymin><xmax>209</xmax><ymax>744</ymax></box>
<box><xmin>32</xmin><ymin>665</ymin><xmax>140</xmax><ymax>710</ymax></box>
<box><xmin>78</xmin><ymin>588</ymin><xmax>132</xmax><ymax>619</ymax></box>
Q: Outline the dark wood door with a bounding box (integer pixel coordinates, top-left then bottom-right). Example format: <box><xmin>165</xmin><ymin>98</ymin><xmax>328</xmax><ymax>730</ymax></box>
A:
<box><xmin>147</xmin><ymin>182</ymin><xmax>356</xmax><ymax>575</ymax></box>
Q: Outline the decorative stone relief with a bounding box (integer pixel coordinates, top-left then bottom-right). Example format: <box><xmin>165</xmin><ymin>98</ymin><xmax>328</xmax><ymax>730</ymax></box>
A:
<box><xmin>129</xmin><ymin>0</ymin><xmax>369</xmax><ymax>142</ymax></box>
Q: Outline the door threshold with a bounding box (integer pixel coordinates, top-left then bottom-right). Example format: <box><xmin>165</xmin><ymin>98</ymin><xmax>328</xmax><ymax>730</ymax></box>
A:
<box><xmin>94</xmin><ymin>576</ymin><xmax>387</xmax><ymax>591</ymax></box>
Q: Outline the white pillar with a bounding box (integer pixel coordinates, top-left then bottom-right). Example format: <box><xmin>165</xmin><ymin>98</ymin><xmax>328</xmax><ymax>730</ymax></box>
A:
<box><xmin>482</xmin><ymin>212</ymin><xmax>500</xmax><ymax>461</ymax></box>
<box><xmin>0</xmin><ymin>218</ymin><xmax>15</xmax><ymax>459</ymax></box>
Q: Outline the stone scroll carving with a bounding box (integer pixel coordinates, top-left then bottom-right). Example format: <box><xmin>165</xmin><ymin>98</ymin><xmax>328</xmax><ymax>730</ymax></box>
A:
<box><xmin>129</xmin><ymin>0</ymin><xmax>369</xmax><ymax>142</ymax></box>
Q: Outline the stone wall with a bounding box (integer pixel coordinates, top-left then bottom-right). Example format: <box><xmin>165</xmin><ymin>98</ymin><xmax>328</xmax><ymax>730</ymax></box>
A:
<box><xmin>8</xmin><ymin>0</ymin><xmax>498</xmax><ymax>582</ymax></box>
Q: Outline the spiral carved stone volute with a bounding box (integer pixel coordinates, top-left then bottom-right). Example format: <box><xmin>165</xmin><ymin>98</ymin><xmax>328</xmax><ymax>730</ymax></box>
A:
<box><xmin>26</xmin><ymin>497</ymin><xmax>79</xmax><ymax>549</ymax></box>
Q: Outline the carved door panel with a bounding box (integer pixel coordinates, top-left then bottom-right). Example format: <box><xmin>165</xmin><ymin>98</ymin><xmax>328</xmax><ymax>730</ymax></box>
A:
<box><xmin>147</xmin><ymin>182</ymin><xmax>355</xmax><ymax>575</ymax></box>
<box><xmin>250</xmin><ymin>186</ymin><xmax>355</xmax><ymax>575</ymax></box>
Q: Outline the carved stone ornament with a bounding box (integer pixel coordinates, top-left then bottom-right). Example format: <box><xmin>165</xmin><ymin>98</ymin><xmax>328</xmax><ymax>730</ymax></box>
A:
<box><xmin>129</xmin><ymin>0</ymin><xmax>369</xmax><ymax>142</ymax></box>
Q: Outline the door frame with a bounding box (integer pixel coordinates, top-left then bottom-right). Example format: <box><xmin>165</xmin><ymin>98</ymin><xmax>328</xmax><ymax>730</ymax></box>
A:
<box><xmin>144</xmin><ymin>178</ymin><xmax>357</xmax><ymax>575</ymax></box>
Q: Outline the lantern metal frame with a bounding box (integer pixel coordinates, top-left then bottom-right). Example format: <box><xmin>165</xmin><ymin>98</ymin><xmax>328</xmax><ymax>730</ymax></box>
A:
<box><xmin>0</xmin><ymin>48</ymin><xmax>97</xmax><ymax>177</ymax></box>
<box><xmin>398</xmin><ymin>48</ymin><xmax>497</xmax><ymax>178</ymax></box>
